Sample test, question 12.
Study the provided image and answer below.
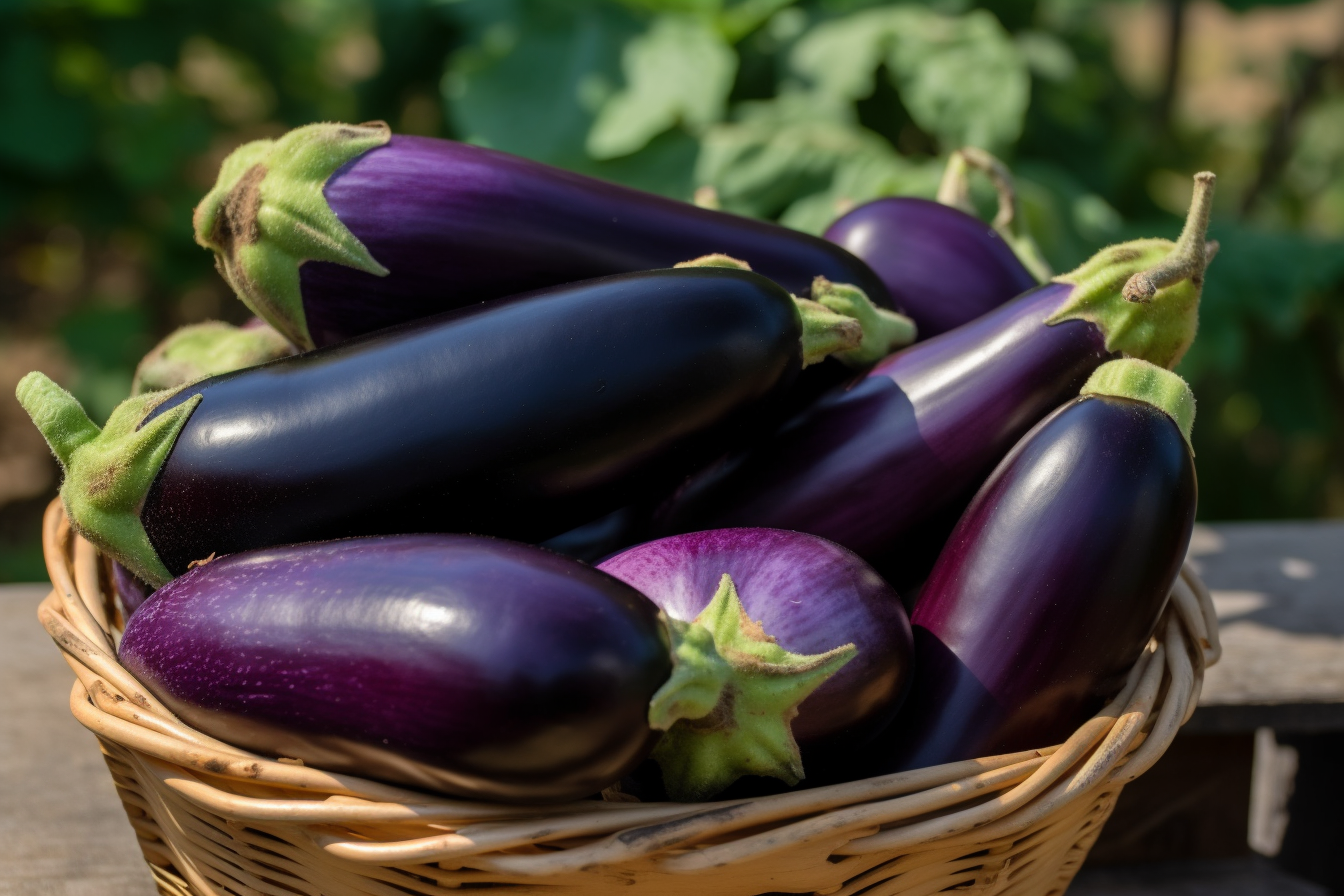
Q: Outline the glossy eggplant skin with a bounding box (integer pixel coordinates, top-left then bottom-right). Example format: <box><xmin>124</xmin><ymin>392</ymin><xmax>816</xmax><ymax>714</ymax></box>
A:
<box><xmin>111</xmin><ymin>562</ymin><xmax>152</xmax><ymax>616</ymax></box>
<box><xmin>141</xmin><ymin>268</ymin><xmax>802</xmax><ymax>576</ymax></box>
<box><xmin>118</xmin><ymin>536</ymin><xmax>671</xmax><ymax>801</ymax></box>
<box><xmin>874</xmin><ymin>395</ymin><xmax>1196</xmax><ymax>773</ymax></box>
<box><xmin>824</xmin><ymin>198</ymin><xmax>1037</xmax><ymax>340</ymax></box>
<box><xmin>300</xmin><ymin>136</ymin><xmax>891</xmax><ymax>346</ymax></box>
<box><xmin>656</xmin><ymin>283</ymin><xmax>1112</xmax><ymax>581</ymax></box>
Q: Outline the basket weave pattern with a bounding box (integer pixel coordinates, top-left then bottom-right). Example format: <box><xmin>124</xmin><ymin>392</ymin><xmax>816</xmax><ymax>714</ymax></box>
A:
<box><xmin>38</xmin><ymin>500</ymin><xmax>1220</xmax><ymax>896</ymax></box>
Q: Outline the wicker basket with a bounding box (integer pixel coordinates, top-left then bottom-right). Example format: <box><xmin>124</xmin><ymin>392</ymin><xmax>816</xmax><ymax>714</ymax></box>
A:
<box><xmin>38</xmin><ymin>499</ymin><xmax>1220</xmax><ymax>896</ymax></box>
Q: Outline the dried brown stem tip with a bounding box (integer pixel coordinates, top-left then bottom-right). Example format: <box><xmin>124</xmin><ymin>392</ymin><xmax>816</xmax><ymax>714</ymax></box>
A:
<box><xmin>1122</xmin><ymin>172</ymin><xmax>1216</xmax><ymax>304</ymax></box>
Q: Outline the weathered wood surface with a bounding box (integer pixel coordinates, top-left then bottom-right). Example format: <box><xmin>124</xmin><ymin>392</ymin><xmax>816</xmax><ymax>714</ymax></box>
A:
<box><xmin>1068</xmin><ymin>856</ymin><xmax>1327</xmax><ymax>895</ymax></box>
<box><xmin>0</xmin><ymin>584</ymin><xmax>155</xmax><ymax>896</ymax></box>
<box><xmin>1186</xmin><ymin>521</ymin><xmax>1344</xmax><ymax>733</ymax></box>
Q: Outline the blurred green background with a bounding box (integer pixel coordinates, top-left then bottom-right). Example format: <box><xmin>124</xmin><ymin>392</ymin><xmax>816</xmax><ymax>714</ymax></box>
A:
<box><xmin>2</xmin><ymin>0</ymin><xmax>1343</xmax><ymax>580</ymax></box>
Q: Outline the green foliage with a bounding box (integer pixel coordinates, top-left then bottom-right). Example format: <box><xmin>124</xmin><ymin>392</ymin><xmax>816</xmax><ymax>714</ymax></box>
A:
<box><xmin>2</xmin><ymin>0</ymin><xmax>1344</xmax><ymax>581</ymax></box>
<box><xmin>587</xmin><ymin>14</ymin><xmax>736</xmax><ymax>160</ymax></box>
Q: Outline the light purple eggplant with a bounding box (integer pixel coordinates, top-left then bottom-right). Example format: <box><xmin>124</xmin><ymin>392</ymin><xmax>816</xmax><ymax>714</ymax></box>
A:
<box><xmin>824</xmin><ymin>198</ymin><xmax>1037</xmax><ymax>339</ymax></box>
<box><xmin>194</xmin><ymin>122</ymin><xmax>892</xmax><ymax>350</ymax></box>
<box><xmin>873</xmin><ymin>359</ymin><xmax>1197</xmax><ymax>771</ymax></box>
<box><xmin>655</xmin><ymin>174</ymin><xmax>1216</xmax><ymax>586</ymax></box>
<box><xmin>598</xmin><ymin>528</ymin><xmax>913</xmax><ymax>789</ymax></box>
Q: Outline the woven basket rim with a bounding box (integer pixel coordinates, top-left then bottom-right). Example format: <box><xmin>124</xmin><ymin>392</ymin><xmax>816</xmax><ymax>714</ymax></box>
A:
<box><xmin>39</xmin><ymin>498</ymin><xmax>1219</xmax><ymax>895</ymax></box>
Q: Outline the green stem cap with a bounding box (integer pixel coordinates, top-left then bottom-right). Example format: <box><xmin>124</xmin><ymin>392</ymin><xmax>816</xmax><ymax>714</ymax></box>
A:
<box><xmin>674</xmin><ymin>255</ymin><xmax>910</xmax><ymax>368</ymax></box>
<box><xmin>1081</xmin><ymin>358</ymin><xmax>1196</xmax><ymax>451</ymax></box>
<box><xmin>132</xmin><ymin>320</ymin><xmax>294</xmax><ymax>395</ymax></box>
<box><xmin>810</xmin><ymin>276</ymin><xmax>916</xmax><ymax>367</ymax></box>
<box><xmin>16</xmin><ymin>373</ymin><xmax>197</xmax><ymax>586</ymax></box>
<box><xmin>647</xmin><ymin>574</ymin><xmax>857</xmax><ymax>802</ymax></box>
<box><xmin>192</xmin><ymin>122</ymin><xmax>392</xmax><ymax>350</ymax></box>
<box><xmin>1046</xmin><ymin>172</ymin><xmax>1217</xmax><ymax>370</ymax></box>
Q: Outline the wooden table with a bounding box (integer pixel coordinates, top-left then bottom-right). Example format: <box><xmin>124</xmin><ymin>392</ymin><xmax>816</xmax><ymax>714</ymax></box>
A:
<box><xmin>1077</xmin><ymin>521</ymin><xmax>1344</xmax><ymax>894</ymax></box>
<box><xmin>3</xmin><ymin>521</ymin><xmax>1341</xmax><ymax>895</ymax></box>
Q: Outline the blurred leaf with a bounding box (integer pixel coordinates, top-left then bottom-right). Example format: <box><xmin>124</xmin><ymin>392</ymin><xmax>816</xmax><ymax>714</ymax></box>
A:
<box><xmin>791</xmin><ymin>5</ymin><xmax>1028</xmax><ymax>152</ymax></box>
<box><xmin>446</xmin><ymin>1</ymin><xmax>638</xmax><ymax>168</ymax></box>
<box><xmin>696</xmin><ymin>89</ymin><xmax>872</xmax><ymax>219</ymax></box>
<box><xmin>587</xmin><ymin>14</ymin><xmax>736</xmax><ymax>159</ymax></box>
<box><xmin>0</xmin><ymin>33</ymin><xmax>96</xmax><ymax>176</ymax></box>
<box><xmin>102</xmin><ymin>101</ymin><xmax>212</xmax><ymax>189</ymax></box>
<box><xmin>1179</xmin><ymin>223</ymin><xmax>1344</xmax><ymax>379</ymax></box>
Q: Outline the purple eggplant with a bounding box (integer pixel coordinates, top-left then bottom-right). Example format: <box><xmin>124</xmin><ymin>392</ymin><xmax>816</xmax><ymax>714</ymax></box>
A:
<box><xmin>656</xmin><ymin>174</ymin><xmax>1216</xmax><ymax>584</ymax></box>
<box><xmin>118</xmin><ymin>536</ymin><xmax>669</xmax><ymax>801</ymax></box>
<box><xmin>111</xmin><ymin>561</ymin><xmax>152</xmax><ymax>616</ymax></box>
<box><xmin>118</xmin><ymin>535</ymin><xmax>857</xmax><ymax>802</ymax></box>
<box><xmin>874</xmin><ymin>359</ymin><xmax>1197</xmax><ymax>771</ymax></box>
<box><xmin>194</xmin><ymin>122</ymin><xmax>893</xmax><ymax>350</ymax></box>
<box><xmin>598</xmin><ymin>529</ymin><xmax>911</xmax><ymax>794</ymax></box>
<box><xmin>824</xmin><ymin>197</ymin><xmax>1037</xmax><ymax>339</ymax></box>
<box><xmin>20</xmin><ymin>267</ymin><xmax>882</xmax><ymax>587</ymax></box>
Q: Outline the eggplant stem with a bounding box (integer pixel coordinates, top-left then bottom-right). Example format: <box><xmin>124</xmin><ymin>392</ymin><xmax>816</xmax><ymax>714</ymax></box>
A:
<box><xmin>16</xmin><ymin>372</ymin><xmax>101</xmax><ymax>468</ymax></box>
<box><xmin>1123</xmin><ymin>172</ymin><xmax>1216</xmax><ymax>304</ymax></box>
<box><xmin>15</xmin><ymin>374</ymin><xmax>198</xmax><ymax>586</ymax></box>
<box><xmin>674</xmin><ymin>253</ymin><xmax>751</xmax><ymax>271</ymax></box>
<box><xmin>937</xmin><ymin>147</ymin><xmax>1053</xmax><ymax>282</ymax></box>
<box><xmin>810</xmin><ymin>277</ymin><xmax>916</xmax><ymax>367</ymax></box>
<box><xmin>795</xmin><ymin>300</ymin><xmax>863</xmax><ymax>367</ymax></box>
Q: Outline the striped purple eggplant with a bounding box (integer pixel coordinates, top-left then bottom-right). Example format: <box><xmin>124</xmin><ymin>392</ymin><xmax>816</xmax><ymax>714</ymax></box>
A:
<box><xmin>656</xmin><ymin>174</ymin><xmax>1216</xmax><ymax>586</ymax></box>
<box><xmin>874</xmin><ymin>359</ymin><xmax>1197</xmax><ymax>771</ymax></box>
<box><xmin>598</xmin><ymin>528</ymin><xmax>911</xmax><ymax>796</ymax></box>
<box><xmin>824</xmin><ymin>197</ymin><xmax>1038</xmax><ymax>339</ymax></box>
<box><xmin>119</xmin><ymin>535</ymin><xmax>856</xmax><ymax>802</ymax></box>
<box><xmin>194</xmin><ymin>122</ymin><xmax>894</xmax><ymax>350</ymax></box>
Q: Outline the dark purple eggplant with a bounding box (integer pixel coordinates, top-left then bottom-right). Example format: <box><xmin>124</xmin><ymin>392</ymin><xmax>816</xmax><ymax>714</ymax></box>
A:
<box><xmin>19</xmin><ymin>267</ymin><xmax>885</xmax><ymax>587</ymax></box>
<box><xmin>598</xmin><ymin>528</ymin><xmax>911</xmax><ymax>795</ymax></box>
<box><xmin>873</xmin><ymin>359</ymin><xmax>1197</xmax><ymax>772</ymax></box>
<box><xmin>824</xmin><ymin>197</ymin><xmax>1037</xmax><ymax>339</ymax></box>
<box><xmin>194</xmin><ymin>122</ymin><xmax>893</xmax><ymax>350</ymax></box>
<box><xmin>111</xmin><ymin>561</ymin><xmax>152</xmax><ymax>616</ymax></box>
<box><xmin>656</xmin><ymin>173</ymin><xmax>1216</xmax><ymax>585</ymax></box>
<box><xmin>118</xmin><ymin>534</ymin><xmax>857</xmax><ymax>802</ymax></box>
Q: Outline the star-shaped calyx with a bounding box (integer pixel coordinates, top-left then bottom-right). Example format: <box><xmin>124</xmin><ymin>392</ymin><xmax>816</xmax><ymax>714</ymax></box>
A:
<box><xmin>647</xmin><ymin>573</ymin><xmax>857</xmax><ymax>802</ymax></box>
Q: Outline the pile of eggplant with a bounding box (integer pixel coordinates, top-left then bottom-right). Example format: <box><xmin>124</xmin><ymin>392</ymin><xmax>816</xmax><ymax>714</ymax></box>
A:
<box><xmin>19</xmin><ymin>121</ymin><xmax>1214</xmax><ymax>805</ymax></box>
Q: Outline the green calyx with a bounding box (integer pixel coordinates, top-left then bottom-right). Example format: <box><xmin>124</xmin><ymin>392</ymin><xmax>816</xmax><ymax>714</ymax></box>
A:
<box><xmin>16</xmin><ymin>372</ymin><xmax>197</xmax><ymax>587</ymax></box>
<box><xmin>132</xmin><ymin>320</ymin><xmax>294</xmax><ymax>396</ymax></box>
<box><xmin>674</xmin><ymin>255</ymin><xmax>911</xmax><ymax>368</ymax></box>
<box><xmin>1047</xmin><ymin>172</ymin><xmax>1216</xmax><ymax>370</ymax></box>
<box><xmin>647</xmin><ymin>573</ymin><xmax>857</xmax><ymax>802</ymax></box>
<box><xmin>1082</xmin><ymin>359</ymin><xmax>1196</xmax><ymax>451</ymax></box>
<box><xmin>810</xmin><ymin>276</ymin><xmax>916</xmax><ymax>367</ymax></box>
<box><xmin>192</xmin><ymin>121</ymin><xmax>392</xmax><ymax>351</ymax></box>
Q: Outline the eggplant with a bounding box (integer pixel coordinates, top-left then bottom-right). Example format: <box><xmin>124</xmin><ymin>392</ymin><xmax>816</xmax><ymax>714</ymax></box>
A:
<box><xmin>111</xmin><ymin>561</ymin><xmax>152</xmax><ymax>616</ymax></box>
<box><xmin>598</xmin><ymin>528</ymin><xmax>912</xmax><ymax>796</ymax></box>
<box><xmin>656</xmin><ymin>173</ymin><xmax>1216</xmax><ymax>584</ymax></box>
<box><xmin>118</xmin><ymin>534</ymin><xmax>856</xmax><ymax>802</ymax></box>
<box><xmin>131</xmin><ymin>319</ymin><xmax>294</xmax><ymax>395</ymax></box>
<box><xmin>874</xmin><ymin>359</ymin><xmax>1197</xmax><ymax>771</ymax></box>
<box><xmin>194</xmin><ymin>122</ymin><xmax>894</xmax><ymax>350</ymax></box>
<box><xmin>20</xmin><ymin>267</ymin><xmax>885</xmax><ymax>587</ymax></box>
<box><xmin>824</xmin><ymin>197</ymin><xmax>1037</xmax><ymax>339</ymax></box>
